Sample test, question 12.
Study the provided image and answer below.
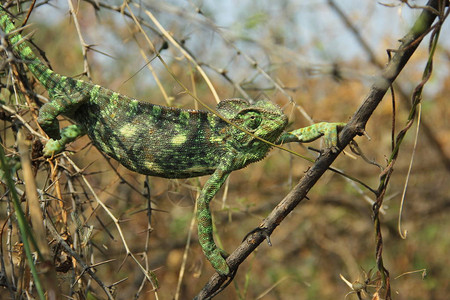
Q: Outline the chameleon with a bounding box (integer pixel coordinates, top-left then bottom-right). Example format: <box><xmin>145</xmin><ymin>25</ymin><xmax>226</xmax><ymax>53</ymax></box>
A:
<box><xmin>0</xmin><ymin>6</ymin><xmax>345</xmax><ymax>276</ymax></box>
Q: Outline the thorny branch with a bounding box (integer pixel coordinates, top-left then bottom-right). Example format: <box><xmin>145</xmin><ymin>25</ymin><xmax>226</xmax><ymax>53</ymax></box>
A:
<box><xmin>328</xmin><ymin>0</ymin><xmax>450</xmax><ymax>172</ymax></box>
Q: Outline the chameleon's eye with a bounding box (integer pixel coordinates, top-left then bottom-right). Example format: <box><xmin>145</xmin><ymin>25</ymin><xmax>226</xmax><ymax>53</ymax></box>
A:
<box><xmin>244</xmin><ymin>113</ymin><xmax>262</xmax><ymax>131</ymax></box>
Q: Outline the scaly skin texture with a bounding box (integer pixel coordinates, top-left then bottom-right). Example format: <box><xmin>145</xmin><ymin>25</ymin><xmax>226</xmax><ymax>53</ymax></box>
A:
<box><xmin>1</xmin><ymin>7</ymin><xmax>345</xmax><ymax>276</ymax></box>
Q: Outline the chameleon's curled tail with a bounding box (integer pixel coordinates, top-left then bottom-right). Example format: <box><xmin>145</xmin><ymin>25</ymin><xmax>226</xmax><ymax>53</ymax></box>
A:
<box><xmin>0</xmin><ymin>6</ymin><xmax>59</xmax><ymax>90</ymax></box>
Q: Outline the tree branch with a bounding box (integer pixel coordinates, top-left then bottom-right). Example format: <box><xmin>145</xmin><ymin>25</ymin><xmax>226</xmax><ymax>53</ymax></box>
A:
<box><xmin>195</xmin><ymin>0</ymin><xmax>442</xmax><ymax>298</ymax></box>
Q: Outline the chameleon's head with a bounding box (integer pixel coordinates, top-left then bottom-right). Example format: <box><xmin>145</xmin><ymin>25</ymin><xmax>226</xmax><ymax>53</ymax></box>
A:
<box><xmin>217</xmin><ymin>98</ymin><xmax>288</xmax><ymax>166</ymax></box>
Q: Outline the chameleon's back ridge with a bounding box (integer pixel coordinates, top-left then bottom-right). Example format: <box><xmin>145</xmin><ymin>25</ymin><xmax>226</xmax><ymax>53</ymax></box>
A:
<box><xmin>0</xmin><ymin>5</ymin><xmax>345</xmax><ymax>277</ymax></box>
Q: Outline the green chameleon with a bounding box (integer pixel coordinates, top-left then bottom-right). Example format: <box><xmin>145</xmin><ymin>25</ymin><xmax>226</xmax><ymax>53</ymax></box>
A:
<box><xmin>1</xmin><ymin>6</ymin><xmax>345</xmax><ymax>276</ymax></box>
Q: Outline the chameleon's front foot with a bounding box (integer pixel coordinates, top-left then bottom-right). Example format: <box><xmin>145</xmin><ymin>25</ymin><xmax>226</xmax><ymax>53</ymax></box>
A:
<box><xmin>205</xmin><ymin>246</ymin><xmax>231</xmax><ymax>276</ymax></box>
<box><xmin>42</xmin><ymin>124</ymin><xmax>85</xmax><ymax>157</ymax></box>
<box><xmin>277</xmin><ymin>122</ymin><xmax>346</xmax><ymax>151</ymax></box>
<box><xmin>43</xmin><ymin>139</ymin><xmax>65</xmax><ymax>157</ymax></box>
<box><xmin>197</xmin><ymin>213</ymin><xmax>231</xmax><ymax>275</ymax></box>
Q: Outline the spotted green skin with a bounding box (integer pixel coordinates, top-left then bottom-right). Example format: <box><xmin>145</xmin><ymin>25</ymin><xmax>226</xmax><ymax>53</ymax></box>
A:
<box><xmin>1</xmin><ymin>7</ymin><xmax>345</xmax><ymax>276</ymax></box>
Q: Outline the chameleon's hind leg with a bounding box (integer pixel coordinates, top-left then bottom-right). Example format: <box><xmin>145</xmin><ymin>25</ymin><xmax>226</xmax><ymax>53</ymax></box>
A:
<box><xmin>38</xmin><ymin>90</ymin><xmax>88</xmax><ymax>156</ymax></box>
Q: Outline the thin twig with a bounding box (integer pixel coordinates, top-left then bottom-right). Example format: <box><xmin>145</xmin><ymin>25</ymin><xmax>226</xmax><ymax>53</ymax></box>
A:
<box><xmin>67</xmin><ymin>0</ymin><xmax>93</xmax><ymax>79</ymax></box>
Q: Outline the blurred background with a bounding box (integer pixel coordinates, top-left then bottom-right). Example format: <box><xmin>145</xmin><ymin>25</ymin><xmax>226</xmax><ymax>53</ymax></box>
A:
<box><xmin>0</xmin><ymin>0</ymin><xmax>449</xmax><ymax>299</ymax></box>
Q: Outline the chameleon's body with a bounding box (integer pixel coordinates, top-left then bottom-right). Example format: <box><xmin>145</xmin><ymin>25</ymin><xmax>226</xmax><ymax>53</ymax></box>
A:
<box><xmin>1</xmin><ymin>7</ymin><xmax>345</xmax><ymax>276</ymax></box>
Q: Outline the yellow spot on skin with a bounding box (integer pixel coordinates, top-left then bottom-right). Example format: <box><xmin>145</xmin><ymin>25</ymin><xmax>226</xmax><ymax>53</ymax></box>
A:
<box><xmin>186</xmin><ymin>165</ymin><xmax>213</xmax><ymax>173</ymax></box>
<box><xmin>209</xmin><ymin>136</ymin><xmax>222</xmax><ymax>143</ymax></box>
<box><xmin>143</xmin><ymin>161</ymin><xmax>164</xmax><ymax>173</ymax></box>
<box><xmin>171</xmin><ymin>134</ymin><xmax>187</xmax><ymax>146</ymax></box>
<box><xmin>119</xmin><ymin>124</ymin><xmax>137</xmax><ymax>138</ymax></box>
